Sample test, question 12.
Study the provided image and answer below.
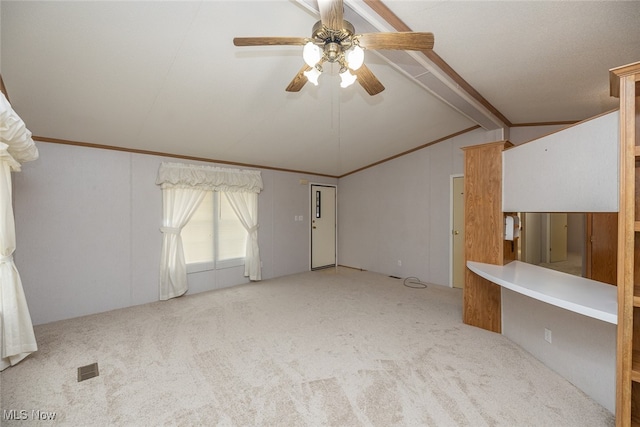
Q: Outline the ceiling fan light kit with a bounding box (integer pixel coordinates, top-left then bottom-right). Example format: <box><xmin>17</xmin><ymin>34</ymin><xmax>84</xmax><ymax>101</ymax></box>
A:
<box><xmin>303</xmin><ymin>66</ymin><xmax>322</xmax><ymax>86</ymax></box>
<box><xmin>303</xmin><ymin>42</ymin><xmax>322</xmax><ymax>68</ymax></box>
<box><xmin>339</xmin><ymin>69</ymin><xmax>357</xmax><ymax>88</ymax></box>
<box><xmin>346</xmin><ymin>46</ymin><xmax>364</xmax><ymax>71</ymax></box>
<box><xmin>232</xmin><ymin>0</ymin><xmax>434</xmax><ymax>96</ymax></box>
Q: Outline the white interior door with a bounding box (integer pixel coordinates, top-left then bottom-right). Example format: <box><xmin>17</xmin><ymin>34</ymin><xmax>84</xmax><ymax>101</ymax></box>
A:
<box><xmin>452</xmin><ymin>176</ymin><xmax>465</xmax><ymax>288</ymax></box>
<box><xmin>549</xmin><ymin>213</ymin><xmax>568</xmax><ymax>263</ymax></box>
<box><xmin>311</xmin><ymin>185</ymin><xmax>336</xmax><ymax>269</ymax></box>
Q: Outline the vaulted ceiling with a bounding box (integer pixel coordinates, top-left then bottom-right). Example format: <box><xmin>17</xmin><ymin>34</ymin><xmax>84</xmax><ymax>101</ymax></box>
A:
<box><xmin>2</xmin><ymin>1</ymin><xmax>639</xmax><ymax>177</ymax></box>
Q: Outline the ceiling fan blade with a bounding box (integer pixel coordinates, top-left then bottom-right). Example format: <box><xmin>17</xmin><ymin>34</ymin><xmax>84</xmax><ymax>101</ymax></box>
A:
<box><xmin>357</xmin><ymin>32</ymin><xmax>434</xmax><ymax>51</ymax></box>
<box><xmin>286</xmin><ymin>64</ymin><xmax>312</xmax><ymax>92</ymax></box>
<box><xmin>318</xmin><ymin>0</ymin><xmax>344</xmax><ymax>32</ymax></box>
<box><xmin>233</xmin><ymin>37</ymin><xmax>307</xmax><ymax>47</ymax></box>
<box><xmin>353</xmin><ymin>64</ymin><xmax>385</xmax><ymax>96</ymax></box>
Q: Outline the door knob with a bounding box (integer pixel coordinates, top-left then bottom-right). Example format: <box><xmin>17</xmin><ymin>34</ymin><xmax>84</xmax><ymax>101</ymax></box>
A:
<box><xmin>313</xmin><ymin>226</ymin><xmax>317</xmax><ymax>229</ymax></box>
<box><xmin>454</xmin><ymin>230</ymin><xmax>459</xmax><ymax>235</ymax></box>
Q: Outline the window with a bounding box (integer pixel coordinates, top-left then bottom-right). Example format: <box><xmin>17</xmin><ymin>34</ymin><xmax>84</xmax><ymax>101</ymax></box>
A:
<box><xmin>182</xmin><ymin>192</ymin><xmax>248</xmax><ymax>272</ymax></box>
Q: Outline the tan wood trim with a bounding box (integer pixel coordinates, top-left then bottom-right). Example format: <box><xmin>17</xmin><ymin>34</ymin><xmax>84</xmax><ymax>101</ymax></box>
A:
<box><xmin>616</xmin><ymin>70</ymin><xmax>638</xmax><ymax>427</ymax></box>
<box><xmin>364</xmin><ymin>0</ymin><xmax>512</xmax><ymax>127</ymax></box>
<box><xmin>586</xmin><ymin>213</ymin><xmax>594</xmax><ymax>279</ymax></box>
<box><xmin>32</xmin><ymin>136</ymin><xmax>340</xmax><ymax>179</ymax></box>
<box><xmin>460</xmin><ymin>139</ymin><xmax>510</xmax><ymax>152</ymax></box>
<box><xmin>503</xmin><ymin>109</ymin><xmax>620</xmax><ymax>150</ymax></box>
<box><xmin>35</xmin><ymin>125</ymin><xmax>481</xmax><ymax>180</ymax></box>
<box><xmin>510</xmin><ymin>121</ymin><xmax>580</xmax><ymax>127</ymax></box>
<box><xmin>610</xmin><ymin>61</ymin><xmax>640</xmax><ymax>98</ymax></box>
<box><xmin>338</xmin><ymin>125</ymin><xmax>480</xmax><ymax>178</ymax></box>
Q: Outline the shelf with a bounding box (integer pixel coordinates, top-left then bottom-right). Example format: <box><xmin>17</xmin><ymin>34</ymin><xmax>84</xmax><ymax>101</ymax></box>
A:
<box><xmin>634</xmin><ymin>350</ymin><xmax>640</xmax><ymax>383</ymax></box>
<box><xmin>635</xmin><ymin>146</ymin><xmax>640</xmax><ymax>157</ymax></box>
<box><xmin>466</xmin><ymin>260</ymin><xmax>617</xmax><ymax>324</ymax></box>
<box><xmin>635</xmin><ymin>221</ymin><xmax>640</xmax><ymax>232</ymax></box>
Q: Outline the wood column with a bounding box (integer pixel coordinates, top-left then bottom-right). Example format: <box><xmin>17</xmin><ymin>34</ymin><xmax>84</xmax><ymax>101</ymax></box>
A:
<box><xmin>462</xmin><ymin>141</ymin><xmax>514</xmax><ymax>333</ymax></box>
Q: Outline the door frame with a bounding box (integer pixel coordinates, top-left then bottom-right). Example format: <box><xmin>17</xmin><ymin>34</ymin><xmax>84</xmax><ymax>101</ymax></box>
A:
<box><xmin>309</xmin><ymin>183</ymin><xmax>337</xmax><ymax>271</ymax></box>
<box><xmin>450</xmin><ymin>173</ymin><xmax>464</xmax><ymax>288</ymax></box>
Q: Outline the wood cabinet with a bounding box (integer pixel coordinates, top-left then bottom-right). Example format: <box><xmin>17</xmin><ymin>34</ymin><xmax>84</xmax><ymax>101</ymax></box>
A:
<box><xmin>612</xmin><ymin>61</ymin><xmax>640</xmax><ymax>427</ymax></box>
<box><xmin>462</xmin><ymin>140</ymin><xmax>516</xmax><ymax>333</ymax></box>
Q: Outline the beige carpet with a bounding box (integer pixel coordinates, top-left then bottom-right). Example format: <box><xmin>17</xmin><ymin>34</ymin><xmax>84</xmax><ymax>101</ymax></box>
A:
<box><xmin>537</xmin><ymin>252</ymin><xmax>584</xmax><ymax>277</ymax></box>
<box><xmin>1</xmin><ymin>268</ymin><xmax>613</xmax><ymax>426</ymax></box>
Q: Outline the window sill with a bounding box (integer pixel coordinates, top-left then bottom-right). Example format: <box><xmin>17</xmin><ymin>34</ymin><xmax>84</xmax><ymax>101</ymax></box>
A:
<box><xmin>186</xmin><ymin>259</ymin><xmax>244</xmax><ymax>274</ymax></box>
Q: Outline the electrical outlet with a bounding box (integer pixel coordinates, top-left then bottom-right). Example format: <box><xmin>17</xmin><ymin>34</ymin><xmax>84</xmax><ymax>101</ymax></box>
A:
<box><xmin>397</xmin><ymin>260</ymin><xmax>402</xmax><ymax>266</ymax></box>
<box><xmin>544</xmin><ymin>328</ymin><xmax>552</xmax><ymax>344</ymax></box>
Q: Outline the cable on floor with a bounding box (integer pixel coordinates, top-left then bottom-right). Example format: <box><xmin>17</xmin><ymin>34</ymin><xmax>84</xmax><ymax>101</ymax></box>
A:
<box><xmin>403</xmin><ymin>276</ymin><xmax>428</xmax><ymax>289</ymax></box>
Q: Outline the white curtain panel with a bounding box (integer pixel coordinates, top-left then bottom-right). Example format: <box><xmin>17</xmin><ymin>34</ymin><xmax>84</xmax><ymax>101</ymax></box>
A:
<box><xmin>158</xmin><ymin>187</ymin><xmax>208</xmax><ymax>300</ymax></box>
<box><xmin>0</xmin><ymin>93</ymin><xmax>39</xmax><ymax>164</ymax></box>
<box><xmin>156</xmin><ymin>162</ymin><xmax>263</xmax><ymax>300</ymax></box>
<box><xmin>0</xmin><ymin>143</ymin><xmax>37</xmax><ymax>371</ymax></box>
<box><xmin>225</xmin><ymin>192</ymin><xmax>261</xmax><ymax>280</ymax></box>
<box><xmin>0</xmin><ymin>92</ymin><xmax>39</xmax><ymax>371</ymax></box>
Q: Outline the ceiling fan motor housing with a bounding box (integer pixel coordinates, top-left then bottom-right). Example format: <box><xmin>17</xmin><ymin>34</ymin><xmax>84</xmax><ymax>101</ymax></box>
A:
<box><xmin>312</xmin><ymin>20</ymin><xmax>354</xmax><ymax>42</ymax></box>
<box><xmin>325</xmin><ymin>42</ymin><xmax>341</xmax><ymax>62</ymax></box>
<box><xmin>311</xmin><ymin>20</ymin><xmax>356</xmax><ymax>65</ymax></box>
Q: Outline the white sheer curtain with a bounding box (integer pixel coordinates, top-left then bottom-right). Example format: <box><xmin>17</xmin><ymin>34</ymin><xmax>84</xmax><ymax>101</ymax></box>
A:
<box><xmin>158</xmin><ymin>187</ymin><xmax>208</xmax><ymax>300</ymax></box>
<box><xmin>0</xmin><ymin>144</ymin><xmax>37</xmax><ymax>370</ymax></box>
<box><xmin>225</xmin><ymin>192</ymin><xmax>260</xmax><ymax>280</ymax></box>
<box><xmin>156</xmin><ymin>162</ymin><xmax>263</xmax><ymax>300</ymax></box>
<box><xmin>0</xmin><ymin>92</ymin><xmax>39</xmax><ymax>371</ymax></box>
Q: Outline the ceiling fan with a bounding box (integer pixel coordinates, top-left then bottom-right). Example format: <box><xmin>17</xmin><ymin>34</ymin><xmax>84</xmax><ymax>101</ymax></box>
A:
<box><xmin>233</xmin><ymin>0</ymin><xmax>434</xmax><ymax>96</ymax></box>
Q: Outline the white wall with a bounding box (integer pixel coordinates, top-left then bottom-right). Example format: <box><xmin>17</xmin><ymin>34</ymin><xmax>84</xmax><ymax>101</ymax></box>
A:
<box><xmin>501</xmin><ymin>114</ymin><xmax>619</xmax><ymax>413</ymax></box>
<box><xmin>503</xmin><ymin>111</ymin><xmax>619</xmax><ymax>213</ymax></box>
<box><xmin>337</xmin><ymin>127</ymin><xmax>495</xmax><ymax>285</ymax></box>
<box><xmin>502</xmin><ymin>289</ymin><xmax>616</xmax><ymax>413</ymax></box>
<box><xmin>509</xmin><ymin>124</ymin><xmax>568</xmax><ymax>145</ymax></box>
<box><xmin>13</xmin><ymin>142</ymin><xmax>336</xmax><ymax>324</ymax></box>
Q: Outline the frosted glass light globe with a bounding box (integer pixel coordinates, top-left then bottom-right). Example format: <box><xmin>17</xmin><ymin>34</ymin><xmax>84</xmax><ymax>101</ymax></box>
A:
<box><xmin>303</xmin><ymin>42</ymin><xmax>321</xmax><ymax>67</ymax></box>
<box><xmin>346</xmin><ymin>46</ymin><xmax>364</xmax><ymax>70</ymax></box>
<box><xmin>339</xmin><ymin>69</ymin><xmax>357</xmax><ymax>88</ymax></box>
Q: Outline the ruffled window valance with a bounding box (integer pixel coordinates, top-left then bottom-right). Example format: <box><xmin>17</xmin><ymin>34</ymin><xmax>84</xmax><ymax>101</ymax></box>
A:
<box><xmin>156</xmin><ymin>162</ymin><xmax>262</xmax><ymax>193</ymax></box>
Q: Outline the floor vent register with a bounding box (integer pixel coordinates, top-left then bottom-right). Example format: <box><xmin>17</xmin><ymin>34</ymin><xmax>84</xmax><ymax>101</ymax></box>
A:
<box><xmin>77</xmin><ymin>362</ymin><xmax>99</xmax><ymax>382</ymax></box>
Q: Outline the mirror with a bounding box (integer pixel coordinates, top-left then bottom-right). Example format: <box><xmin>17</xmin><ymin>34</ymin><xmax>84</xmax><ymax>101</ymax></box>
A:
<box><xmin>517</xmin><ymin>212</ymin><xmax>617</xmax><ymax>285</ymax></box>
